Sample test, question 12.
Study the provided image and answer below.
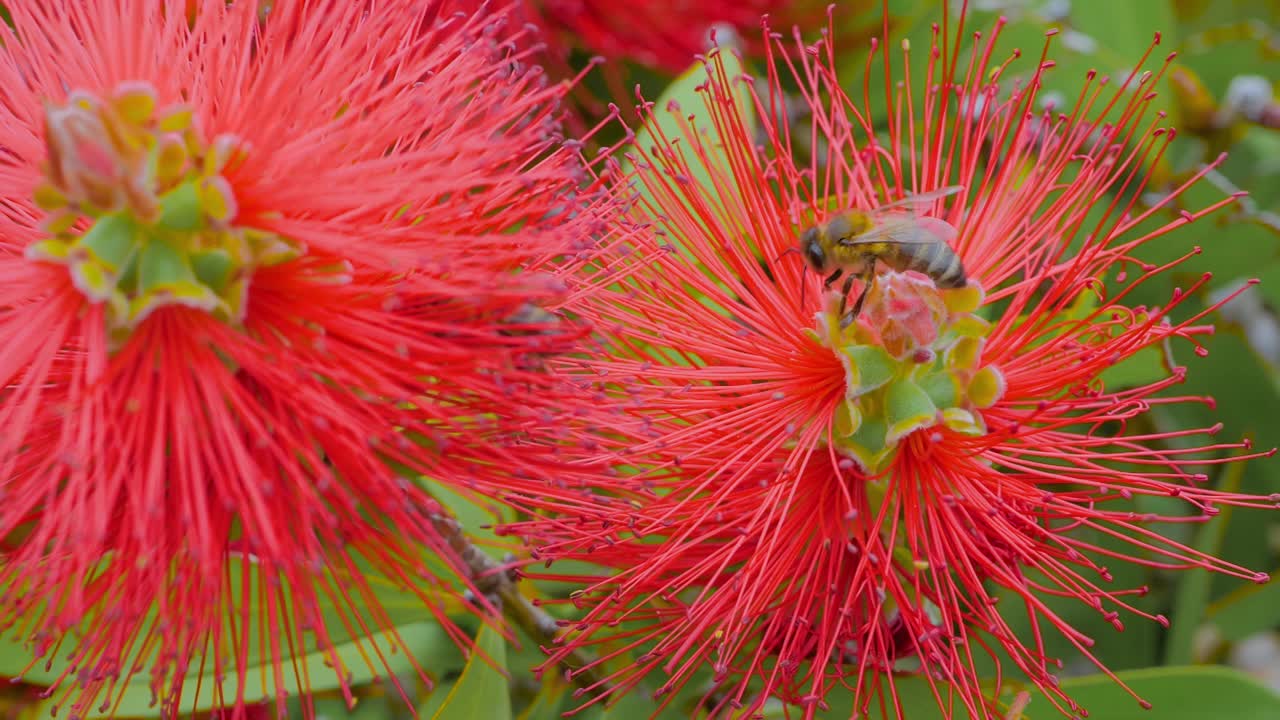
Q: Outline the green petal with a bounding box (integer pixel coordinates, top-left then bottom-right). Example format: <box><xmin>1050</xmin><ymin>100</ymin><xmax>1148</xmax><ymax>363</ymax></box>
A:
<box><xmin>843</xmin><ymin>344</ymin><xmax>897</xmax><ymax>397</ymax></box>
<box><xmin>158</xmin><ymin>181</ymin><xmax>204</xmax><ymax>231</ymax></box>
<box><xmin>969</xmin><ymin>366</ymin><xmax>1006</xmax><ymax>408</ymax></box>
<box><xmin>25</xmin><ymin>238</ymin><xmax>72</xmax><ymax>263</ymax></box>
<box><xmin>137</xmin><ymin>235</ymin><xmax>197</xmax><ymax>291</ymax></box>
<box><xmin>834</xmin><ymin>398</ymin><xmax>863</xmax><ymax>437</ymax></box>
<box><xmin>191</xmin><ymin>249</ymin><xmax>234</xmax><ymax>292</ymax></box>
<box><xmin>917</xmin><ymin>371</ymin><xmax>959</xmax><ymax>409</ymax></box>
<box><xmin>884</xmin><ymin>379</ymin><xmax>938</xmax><ymax>444</ymax></box>
<box><xmin>69</xmin><ymin>259</ymin><xmax>117</xmax><ymax>303</ymax></box>
<box><xmin>129</xmin><ymin>281</ymin><xmax>225</xmax><ymax>328</ymax></box>
<box><xmin>941</xmin><ymin>408</ymin><xmax>984</xmax><ymax>436</ymax></box>
<box><xmin>945</xmin><ymin>335</ymin><xmax>984</xmax><ymax>372</ymax></box>
<box><xmin>841</xmin><ymin>441</ymin><xmax>892</xmax><ymax>475</ymax></box>
<box><xmin>111</xmin><ymin>82</ymin><xmax>157</xmax><ymax>126</ymax></box>
<box><xmin>80</xmin><ymin>213</ymin><xmax>141</xmax><ymax>272</ymax></box>
<box><xmin>947</xmin><ymin>314</ymin><xmax>991</xmax><ymax>340</ymax></box>
<box><xmin>844</xmin><ymin>416</ymin><xmax>891</xmax><ymax>473</ymax></box>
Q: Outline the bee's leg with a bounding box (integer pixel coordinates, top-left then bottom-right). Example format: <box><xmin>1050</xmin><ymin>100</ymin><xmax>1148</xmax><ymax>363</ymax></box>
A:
<box><xmin>837</xmin><ymin>273</ymin><xmax>857</xmax><ymax>323</ymax></box>
<box><xmin>840</xmin><ymin>269</ymin><xmax>874</xmax><ymax>330</ymax></box>
<box><xmin>819</xmin><ymin>269</ymin><xmax>847</xmax><ymax>315</ymax></box>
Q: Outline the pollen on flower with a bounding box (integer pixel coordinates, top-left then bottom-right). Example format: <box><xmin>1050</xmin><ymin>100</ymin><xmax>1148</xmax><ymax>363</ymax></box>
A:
<box><xmin>813</xmin><ymin>272</ymin><xmax>1001</xmax><ymax>473</ymax></box>
<box><xmin>27</xmin><ymin>82</ymin><xmax>301</xmax><ymax>341</ymax></box>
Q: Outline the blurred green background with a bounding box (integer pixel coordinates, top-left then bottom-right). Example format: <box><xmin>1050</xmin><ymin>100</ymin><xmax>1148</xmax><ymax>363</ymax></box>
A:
<box><xmin>1</xmin><ymin>0</ymin><xmax>1277</xmax><ymax>718</ymax></box>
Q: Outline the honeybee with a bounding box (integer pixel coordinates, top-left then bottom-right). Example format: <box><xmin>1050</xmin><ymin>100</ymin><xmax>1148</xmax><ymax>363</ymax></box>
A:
<box><xmin>798</xmin><ymin>186</ymin><xmax>967</xmax><ymax>326</ymax></box>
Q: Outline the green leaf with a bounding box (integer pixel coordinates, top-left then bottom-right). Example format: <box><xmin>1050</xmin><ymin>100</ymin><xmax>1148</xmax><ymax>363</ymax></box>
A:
<box><xmin>612</xmin><ymin>43</ymin><xmax>766</xmax><ymax>334</ymax></box>
<box><xmin>420</xmin><ymin>624</ymin><xmax>511</xmax><ymax>720</ymax></box>
<box><xmin>966</xmin><ymin>0</ymin><xmax>1177</xmax><ymax>122</ymax></box>
<box><xmin>106</xmin><ymin>622</ymin><xmax>447</xmax><ymax>719</ymax></box>
<box><xmin>622</xmin><ymin>41</ymin><xmax>757</xmax><ymax>285</ymax></box>
<box><xmin>1099</xmin><ymin>344</ymin><xmax>1173</xmax><ymax>389</ymax></box>
<box><xmin>826</xmin><ymin>666</ymin><xmax>1280</xmax><ymax>719</ymax></box>
<box><xmin>0</xmin><ymin>556</ymin><xmax>466</xmax><ymax>717</ymax></box>
<box><xmin>599</xmin><ymin>691</ymin><xmax>658</xmax><ymax>720</ymax></box>
<box><xmin>1164</xmin><ymin>459</ymin><xmax>1247</xmax><ymax>665</ymax></box>
<box><xmin>1062</xmin><ymin>0</ymin><xmax>1177</xmax><ymax>73</ymax></box>
<box><xmin>1019</xmin><ymin>288</ymin><xmax>1176</xmax><ymax>390</ymax></box>
<box><xmin>1208</xmin><ymin>572</ymin><xmax>1280</xmax><ymax>646</ymax></box>
<box><xmin>346</xmin><ymin>694</ymin><xmax>395</xmax><ymax>720</ymax></box>
<box><xmin>1034</xmin><ymin>665</ymin><xmax>1280</xmax><ymax>720</ymax></box>
<box><xmin>624</xmin><ymin>44</ymin><xmax>755</xmax><ymax>214</ymax></box>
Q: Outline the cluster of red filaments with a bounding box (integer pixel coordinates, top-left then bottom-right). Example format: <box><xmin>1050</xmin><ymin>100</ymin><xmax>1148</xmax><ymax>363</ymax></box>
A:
<box><xmin>0</xmin><ymin>2</ymin><xmax>623</xmax><ymax>719</ymax></box>
<box><xmin>503</xmin><ymin>10</ymin><xmax>1280</xmax><ymax>720</ymax></box>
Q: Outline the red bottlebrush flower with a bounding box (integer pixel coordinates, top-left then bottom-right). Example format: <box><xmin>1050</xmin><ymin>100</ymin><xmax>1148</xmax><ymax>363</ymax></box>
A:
<box><xmin>0</xmin><ymin>1</ymin><xmax>615</xmax><ymax>717</ymax></box>
<box><xmin>504</xmin><ymin>5</ymin><xmax>1279</xmax><ymax>719</ymax></box>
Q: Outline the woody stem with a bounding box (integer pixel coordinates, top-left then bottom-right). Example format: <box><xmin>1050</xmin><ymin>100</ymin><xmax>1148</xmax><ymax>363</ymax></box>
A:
<box><xmin>428</xmin><ymin>510</ymin><xmax>616</xmax><ymax>696</ymax></box>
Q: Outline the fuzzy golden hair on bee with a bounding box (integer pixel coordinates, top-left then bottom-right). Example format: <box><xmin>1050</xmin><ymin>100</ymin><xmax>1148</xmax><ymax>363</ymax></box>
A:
<box><xmin>795</xmin><ymin>186</ymin><xmax>967</xmax><ymax>326</ymax></box>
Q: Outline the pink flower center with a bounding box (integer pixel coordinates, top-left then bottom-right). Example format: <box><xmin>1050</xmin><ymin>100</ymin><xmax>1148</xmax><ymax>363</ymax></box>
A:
<box><xmin>26</xmin><ymin>82</ymin><xmax>306</xmax><ymax>344</ymax></box>
<box><xmin>813</xmin><ymin>272</ymin><xmax>1004</xmax><ymax>473</ymax></box>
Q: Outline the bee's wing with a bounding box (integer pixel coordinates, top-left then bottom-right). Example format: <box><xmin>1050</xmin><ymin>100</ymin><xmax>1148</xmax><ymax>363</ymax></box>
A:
<box><xmin>871</xmin><ymin>185</ymin><xmax>965</xmax><ymax>212</ymax></box>
<box><xmin>837</xmin><ymin>217</ymin><xmax>958</xmax><ymax>246</ymax></box>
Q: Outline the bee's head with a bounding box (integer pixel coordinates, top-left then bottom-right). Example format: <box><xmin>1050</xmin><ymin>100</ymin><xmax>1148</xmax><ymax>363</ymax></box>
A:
<box><xmin>823</xmin><ymin>213</ymin><xmax>858</xmax><ymax>242</ymax></box>
<box><xmin>800</xmin><ymin>226</ymin><xmax>827</xmax><ymax>272</ymax></box>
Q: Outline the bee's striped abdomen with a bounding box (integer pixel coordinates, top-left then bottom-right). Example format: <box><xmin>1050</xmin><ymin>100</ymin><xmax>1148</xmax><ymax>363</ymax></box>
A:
<box><xmin>903</xmin><ymin>241</ymin><xmax>967</xmax><ymax>288</ymax></box>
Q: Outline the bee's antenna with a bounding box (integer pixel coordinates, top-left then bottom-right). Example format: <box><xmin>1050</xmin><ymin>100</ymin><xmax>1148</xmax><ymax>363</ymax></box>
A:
<box><xmin>800</xmin><ymin>266</ymin><xmax>808</xmax><ymax>311</ymax></box>
<box><xmin>772</xmin><ymin>247</ymin><xmax>807</xmax><ymax>310</ymax></box>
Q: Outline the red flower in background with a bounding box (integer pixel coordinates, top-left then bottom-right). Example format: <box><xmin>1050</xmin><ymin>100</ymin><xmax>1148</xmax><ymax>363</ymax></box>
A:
<box><xmin>511</xmin><ymin>0</ymin><xmax>807</xmax><ymax>74</ymax></box>
<box><xmin>456</xmin><ymin>0</ymin><xmax>858</xmax><ymax>122</ymax></box>
<box><xmin>0</xmin><ymin>1</ymin><xmax>616</xmax><ymax>717</ymax></box>
<box><xmin>504</xmin><ymin>5</ymin><xmax>1278</xmax><ymax>719</ymax></box>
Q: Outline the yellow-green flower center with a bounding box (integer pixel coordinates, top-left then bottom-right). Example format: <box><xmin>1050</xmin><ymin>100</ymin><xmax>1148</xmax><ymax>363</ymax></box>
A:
<box><xmin>26</xmin><ymin>82</ymin><xmax>300</xmax><ymax>343</ymax></box>
<box><xmin>812</xmin><ymin>272</ymin><xmax>1004</xmax><ymax>474</ymax></box>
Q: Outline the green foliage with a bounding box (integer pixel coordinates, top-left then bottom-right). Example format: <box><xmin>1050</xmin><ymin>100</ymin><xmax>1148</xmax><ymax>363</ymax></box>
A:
<box><xmin>4</xmin><ymin>1</ymin><xmax>1277</xmax><ymax>719</ymax></box>
<box><xmin>418</xmin><ymin>625</ymin><xmax>511</xmax><ymax>720</ymax></box>
<box><xmin>829</xmin><ymin>666</ymin><xmax>1280</xmax><ymax>719</ymax></box>
<box><xmin>621</xmin><ymin>39</ymin><xmax>756</xmax><ymax>267</ymax></box>
<box><xmin>0</xmin><ymin>557</ymin><xmax>466</xmax><ymax>717</ymax></box>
